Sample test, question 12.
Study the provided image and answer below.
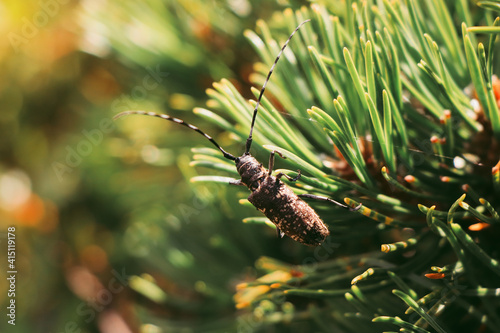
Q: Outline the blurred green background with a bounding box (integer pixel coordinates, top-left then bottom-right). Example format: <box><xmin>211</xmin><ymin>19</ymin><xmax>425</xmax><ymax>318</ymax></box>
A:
<box><xmin>3</xmin><ymin>1</ymin><xmax>500</xmax><ymax>333</ymax></box>
<box><xmin>0</xmin><ymin>1</ymin><xmax>309</xmax><ymax>332</ymax></box>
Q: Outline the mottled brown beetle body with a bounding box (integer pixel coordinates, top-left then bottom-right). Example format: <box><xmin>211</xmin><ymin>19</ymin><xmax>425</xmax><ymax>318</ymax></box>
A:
<box><xmin>236</xmin><ymin>154</ymin><xmax>329</xmax><ymax>246</ymax></box>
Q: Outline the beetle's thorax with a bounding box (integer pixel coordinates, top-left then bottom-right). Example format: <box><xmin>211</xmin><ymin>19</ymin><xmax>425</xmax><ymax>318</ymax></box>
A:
<box><xmin>235</xmin><ymin>153</ymin><xmax>268</xmax><ymax>190</ymax></box>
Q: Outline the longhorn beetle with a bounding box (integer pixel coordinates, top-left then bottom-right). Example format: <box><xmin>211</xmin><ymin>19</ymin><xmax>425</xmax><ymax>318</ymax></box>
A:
<box><xmin>114</xmin><ymin>20</ymin><xmax>360</xmax><ymax>246</ymax></box>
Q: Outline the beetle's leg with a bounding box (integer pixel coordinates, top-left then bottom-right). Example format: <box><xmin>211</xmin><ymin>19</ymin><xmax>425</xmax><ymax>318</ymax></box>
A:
<box><xmin>276</xmin><ymin>169</ymin><xmax>301</xmax><ymax>182</ymax></box>
<box><xmin>268</xmin><ymin>150</ymin><xmax>286</xmax><ymax>175</ymax></box>
<box><xmin>229</xmin><ymin>179</ymin><xmax>245</xmax><ymax>186</ymax></box>
<box><xmin>298</xmin><ymin>193</ymin><xmax>362</xmax><ymax>211</ymax></box>
<box><xmin>269</xmin><ymin>150</ymin><xmax>302</xmax><ymax>181</ymax></box>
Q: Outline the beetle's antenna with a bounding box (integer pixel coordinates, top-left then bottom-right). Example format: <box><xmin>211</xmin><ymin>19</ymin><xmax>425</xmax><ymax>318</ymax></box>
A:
<box><xmin>114</xmin><ymin>111</ymin><xmax>237</xmax><ymax>161</ymax></box>
<box><xmin>245</xmin><ymin>19</ymin><xmax>310</xmax><ymax>154</ymax></box>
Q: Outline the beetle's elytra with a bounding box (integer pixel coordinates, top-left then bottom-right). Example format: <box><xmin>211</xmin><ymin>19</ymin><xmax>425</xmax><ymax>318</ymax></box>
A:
<box><xmin>114</xmin><ymin>20</ymin><xmax>359</xmax><ymax>246</ymax></box>
<box><xmin>235</xmin><ymin>153</ymin><xmax>330</xmax><ymax>246</ymax></box>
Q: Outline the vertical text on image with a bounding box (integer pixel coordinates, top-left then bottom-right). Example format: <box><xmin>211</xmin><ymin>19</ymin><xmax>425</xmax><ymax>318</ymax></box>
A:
<box><xmin>6</xmin><ymin>226</ymin><xmax>17</xmax><ymax>326</ymax></box>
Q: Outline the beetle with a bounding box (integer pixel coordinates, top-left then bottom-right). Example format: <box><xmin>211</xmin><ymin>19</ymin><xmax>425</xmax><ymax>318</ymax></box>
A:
<box><xmin>114</xmin><ymin>20</ymin><xmax>360</xmax><ymax>246</ymax></box>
